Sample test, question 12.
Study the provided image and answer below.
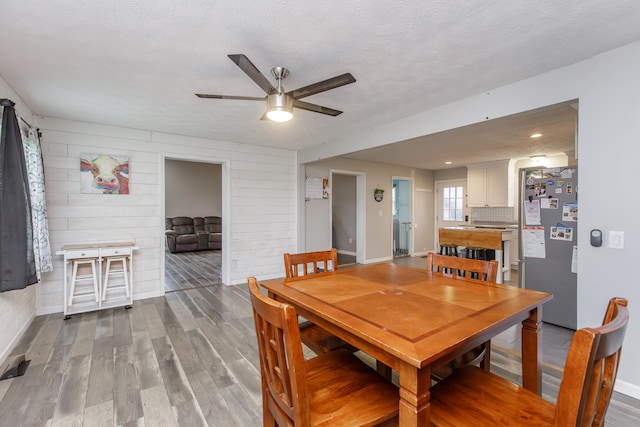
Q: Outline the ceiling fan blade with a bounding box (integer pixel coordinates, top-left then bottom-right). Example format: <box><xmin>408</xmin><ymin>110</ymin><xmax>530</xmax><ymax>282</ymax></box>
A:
<box><xmin>287</xmin><ymin>73</ymin><xmax>356</xmax><ymax>99</ymax></box>
<box><xmin>293</xmin><ymin>99</ymin><xmax>343</xmax><ymax>116</ymax></box>
<box><xmin>196</xmin><ymin>94</ymin><xmax>265</xmax><ymax>101</ymax></box>
<box><xmin>228</xmin><ymin>54</ymin><xmax>276</xmax><ymax>95</ymax></box>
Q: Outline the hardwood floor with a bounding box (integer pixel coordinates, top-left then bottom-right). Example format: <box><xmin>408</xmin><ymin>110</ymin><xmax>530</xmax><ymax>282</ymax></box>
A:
<box><xmin>165</xmin><ymin>250</ymin><xmax>222</xmax><ymax>293</ymax></box>
<box><xmin>2</xmin><ymin>257</ymin><xmax>639</xmax><ymax>426</ymax></box>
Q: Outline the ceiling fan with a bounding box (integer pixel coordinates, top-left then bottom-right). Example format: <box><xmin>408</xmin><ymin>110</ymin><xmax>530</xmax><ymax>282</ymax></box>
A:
<box><xmin>196</xmin><ymin>54</ymin><xmax>356</xmax><ymax>122</ymax></box>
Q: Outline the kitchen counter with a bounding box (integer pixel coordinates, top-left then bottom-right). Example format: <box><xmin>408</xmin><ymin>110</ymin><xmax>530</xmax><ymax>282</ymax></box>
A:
<box><xmin>439</xmin><ymin>227</ymin><xmax>515</xmax><ymax>283</ymax></box>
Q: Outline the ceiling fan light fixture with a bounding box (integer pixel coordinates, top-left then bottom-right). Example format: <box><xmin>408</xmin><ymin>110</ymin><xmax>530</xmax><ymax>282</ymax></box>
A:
<box><xmin>266</xmin><ymin>93</ymin><xmax>293</xmax><ymax>122</ymax></box>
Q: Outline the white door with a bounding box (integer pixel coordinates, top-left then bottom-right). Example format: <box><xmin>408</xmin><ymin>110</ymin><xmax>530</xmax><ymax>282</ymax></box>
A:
<box><xmin>435</xmin><ymin>179</ymin><xmax>468</xmax><ymax>250</ymax></box>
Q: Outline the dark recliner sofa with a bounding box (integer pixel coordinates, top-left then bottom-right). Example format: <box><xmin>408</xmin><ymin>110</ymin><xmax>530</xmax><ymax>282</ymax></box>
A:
<box><xmin>165</xmin><ymin>216</ymin><xmax>222</xmax><ymax>253</ymax></box>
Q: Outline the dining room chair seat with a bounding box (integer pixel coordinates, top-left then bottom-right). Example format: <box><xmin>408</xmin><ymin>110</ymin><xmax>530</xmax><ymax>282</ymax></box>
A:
<box><xmin>429</xmin><ymin>297</ymin><xmax>629</xmax><ymax>426</ymax></box>
<box><xmin>248</xmin><ymin>277</ymin><xmax>399</xmax><ymax>427</ymax></box>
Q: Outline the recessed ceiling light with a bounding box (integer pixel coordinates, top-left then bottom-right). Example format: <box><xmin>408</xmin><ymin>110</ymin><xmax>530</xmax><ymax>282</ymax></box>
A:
<box><xmin>445</xmin><ymin>161</ymin><xmax>452</xmax><ymax>165</ymax></box>
<box><xmin>530</xmin><ymin>133</ymin><xmax>543</xmax><ymax>138</ymax></box>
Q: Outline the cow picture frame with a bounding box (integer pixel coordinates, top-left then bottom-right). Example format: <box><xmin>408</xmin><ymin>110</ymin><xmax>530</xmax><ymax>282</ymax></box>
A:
<box><xmin>80</xmin><ymin>153</ymin><xmax>129</xmax><ymax>194</ymax></box>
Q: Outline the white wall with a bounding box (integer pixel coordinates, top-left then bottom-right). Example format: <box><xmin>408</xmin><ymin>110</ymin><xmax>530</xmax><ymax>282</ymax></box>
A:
<box><xmin>34</xmin><ymin>116</ymin><xmax>296</xmax><ymax>315</ymax></box>
<box><xmin>298</xmin><ymin>41</ymin><xmax>640</xmax><ymax>397</ymax></box>
<box><xmin>305</xmin><ymin>158</ymin><xmax>433</xmax><ymax>262</ymax></box>
<box><xmin>165</xmin><ymin>159</ymin><xmax>222</xmax><ymax>218</ymax></box>
<box><xmin>0</xmin><ymin>79</ymin><xmax>38</xmax><ymax>364</ymax></box>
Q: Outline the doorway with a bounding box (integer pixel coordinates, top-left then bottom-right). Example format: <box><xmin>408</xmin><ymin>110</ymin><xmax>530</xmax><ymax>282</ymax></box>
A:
<box><xmin>392</xmin><ymin>178</ymin><xmax>413</xmax><ymax>258</ymax></box>
<box><xmin>162</xmin><ymin>156</ymin><xmax>230</xmax><ymax>293</ymax></box>
<box><xmin>330</xmin><ymin>170</ymin><xmax>365</xmax><ymax>265</ymax></box>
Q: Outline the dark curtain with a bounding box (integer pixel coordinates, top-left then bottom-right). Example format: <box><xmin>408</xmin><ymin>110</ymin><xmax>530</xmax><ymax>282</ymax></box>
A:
<box><xmin>0</xmin><ymin>99</ymin><xmax>37</xmax><ymax>291</ymax></box>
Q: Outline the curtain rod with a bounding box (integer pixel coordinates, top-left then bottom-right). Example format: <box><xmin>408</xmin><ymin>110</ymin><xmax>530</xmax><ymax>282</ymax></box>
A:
<box><xmin>1</xmin><ymin>97</ymin><xmax>41</xmax><ymax>137</ymax></box>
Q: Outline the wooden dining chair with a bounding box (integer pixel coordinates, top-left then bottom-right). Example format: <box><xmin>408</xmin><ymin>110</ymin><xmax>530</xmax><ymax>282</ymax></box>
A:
<box><xmin>283</xmin><ymin>249</ymin><xmax>357</xmax><ymax>355</ymax></box>
<box><xmin>427</xmin><ymin>252</ymin><xmax>499</xmax><ymax>380</ymax></box>
<box><xmin>283</xmin><ymin>248</ymin><xmax>338</xmax><ymax>280</ymax></box>
<box><xmin>427</xmin><ymin>252</ymin><xmax>499</xmax><ymax>282</ymax></box>
<box><xmin>247</xmin><ymin>277</ymin><xmax>399</xmax><ymax>427</ymax></box>
<box><xmin>429</xmin><ymin>297</ymin><xmax>629</xmax><ymax>426</ymax></box>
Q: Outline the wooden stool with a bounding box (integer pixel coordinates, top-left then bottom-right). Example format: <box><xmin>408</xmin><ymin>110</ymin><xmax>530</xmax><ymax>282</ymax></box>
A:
<box><xmin>102</xmin><ymin>256</ymin><xmax>130</xmax><ymax>300</ymax></box>
<box><xmin>68</xmin><ymin>258</ymin><xmax>99</xmax><ymax>306</ymax></box>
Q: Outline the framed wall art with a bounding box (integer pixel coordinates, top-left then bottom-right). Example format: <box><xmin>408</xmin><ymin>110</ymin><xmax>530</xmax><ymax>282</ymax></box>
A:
<box><xmin>80</xmin><ymin>153</ymin><xmax>129</xmax><ymax>194</ymax></box>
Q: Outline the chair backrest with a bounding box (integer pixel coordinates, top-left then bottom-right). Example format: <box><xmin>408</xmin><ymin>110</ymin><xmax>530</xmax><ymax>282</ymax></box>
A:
<box><xmin>554</xmin><ymin>297</ymin><xmax>629</xmax><ymax>427</ymax></box>
<box><xmin>283</xmin><ymin>248</ymin><xmax>338</xmax><ymax>281</ymax></box>
<box><xmin>248</xmin><ymin>277</ymin><xmax>309</xmax><ymax>426</ymax></box>
<box><xmin>427</xmin><ymin>253</ymin><xmax>499</xmax><ymax>283</ymax></box>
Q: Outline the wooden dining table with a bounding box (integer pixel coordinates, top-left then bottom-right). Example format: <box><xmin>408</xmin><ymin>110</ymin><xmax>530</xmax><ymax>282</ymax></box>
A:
<box><xmin>260</xmin><ymin>262</ymin><xmax>553</xmax><ymax>427</ymax></box>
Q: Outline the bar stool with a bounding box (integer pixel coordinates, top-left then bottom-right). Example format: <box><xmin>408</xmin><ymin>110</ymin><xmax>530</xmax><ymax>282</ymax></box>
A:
<box><xmin>467</xmin><ymin>248</ymin><xmax>488</xmax><ymax>260</ymax></box>
<box><xmin>467</xmin><ymin>248</ymin><xmax>492</xmax><ymax>279</ymax></box>
<box><xmin>68</xmin><ymin>258</ymin><xmax>100</xmax><ymax>306</ymax></box>
<box><xmin>439</xmin><ymin>245</ymin><xmax>458</xmax><ymax>257</ymax></box>
<box><xmin>439</xmin><ymin>245</ymin><xmax>458</xmax><ymax>274</ymax></box>
<box><xmin>102</xmin><ymin>256</ymin><xmax>130</xmax><ymax>300</ymax></box>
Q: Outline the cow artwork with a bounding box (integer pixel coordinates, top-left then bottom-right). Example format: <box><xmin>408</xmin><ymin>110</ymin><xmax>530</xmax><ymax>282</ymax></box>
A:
<box><xmin>80</xmin><ymin>154</ymin><xmax>129</xmax><ymax>194</ymax></box>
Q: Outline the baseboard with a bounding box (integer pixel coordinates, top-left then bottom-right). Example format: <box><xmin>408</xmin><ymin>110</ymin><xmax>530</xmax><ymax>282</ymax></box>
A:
<box><xmin>362</xmin><ymin>256</ymin><xmax>393</xmax><ymax>264</ymax></box>
<box><xmin>336</xmin><ymin>249</ymin><xmax>356</xmax><ymax>256</ymax></box>
<box><xmin>0</xmin><ymin>313</ymin><xmax>36</xmax><ymax>368</ymax></box>
<box><xmin>36</xmin><ymin>304</ymin><xmax>63</xmax><ymax>316</ymax></box>
<box><xmin>413</xmin><ymin>250</ymin><xmax>432</xmax><ymax>257</ymax></box>
<box><xmin>231</xmin><ymin>272</ymin><xmax>284</xmax><ymax>286</ymax></box>
<box><xmin>615</xmin><ymin>379</ymin><xmax>640</xmax><ymax>400</ymax></box>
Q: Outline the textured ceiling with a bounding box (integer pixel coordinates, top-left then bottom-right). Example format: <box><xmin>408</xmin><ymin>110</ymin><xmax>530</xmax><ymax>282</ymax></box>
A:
<box><xmin>2</xmin><ymin>1</ymin><xmax>640</xmax><ymax>161</ymax></box>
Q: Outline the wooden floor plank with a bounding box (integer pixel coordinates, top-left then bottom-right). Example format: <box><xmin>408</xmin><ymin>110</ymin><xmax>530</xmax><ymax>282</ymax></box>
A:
<box><xmin>83</xmin><ymin>400</ymin><xmax>114</xmax><ymax>427</ymax></box>
<box><xmin>85</xmin><ymin>336</ymin><xmax>114</xmax><ymax>408</ymax></box>
<box><xmin>172</xmin><ymin>398</ymin><xmax>208</xmax><ymax>427</ymax></box>
<box><xmin>113</xmin><ymin>344</ymin><xmax>143</xmax><ymax>425</ymax></box>
<box><xmin>140</xmin><ymin>384</ymin><xmax>177</xmax><ymax>427</ymax></box>
<box><xmin>186</xmin><ymin>370</ymin><xmax>238</xmax><ymax>427</ymax></box>
<box><xmin>71</xmin><ymin>311</ymin><xmax>97</xmax><ymax>357</ymax></box>
<box><xmin>131</xmin><ymin>330</ymin><xmax>164</xmax><ymax>391</ymax></box>
<box><xmin>151</xmin><ymin>335</ymin><xmax>196</xmax><ymax>407</ymax></box>
<box><xmin>141</xmin><ymin>301</ymin><xmax>167</xmax><ymax>340</ymax></box>
<box><xmin>51</xmin><ymin>354</ymin><xmax>91</xmax><ymax>425</ymax></box>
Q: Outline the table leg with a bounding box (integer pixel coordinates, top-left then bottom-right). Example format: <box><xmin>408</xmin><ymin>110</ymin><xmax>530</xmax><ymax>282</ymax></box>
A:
<box><xmin>494</xmin><ymin>248</ymin><xmax>503</xmax><ymax>284</ymax></box>
<box><xmin>398</xmin><ymin>364</ymin><xmax>431</xmax><ymax>427</ymax></box>
<box><xmin>503</xmin><ymin>240</ymin><xmax>511</xmax><ymax>282</ymax></box>
<box><xmin>521</xmin><ymin>306</ymin><xmax>543</xmax><ymax>395</ymax></box>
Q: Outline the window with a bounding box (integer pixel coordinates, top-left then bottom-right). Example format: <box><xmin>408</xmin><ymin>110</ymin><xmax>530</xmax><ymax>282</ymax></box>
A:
<box><xmin>442</xmin><ymin>186</ymin><xmax>464</xmax><ymax>221</ymax></box>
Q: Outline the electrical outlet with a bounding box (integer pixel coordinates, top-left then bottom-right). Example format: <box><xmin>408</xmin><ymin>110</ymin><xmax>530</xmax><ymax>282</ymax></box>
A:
<box><xmin>348</xmin><ymin>238</ymin><xmax>352</xmax><ymax>244</ymax></box>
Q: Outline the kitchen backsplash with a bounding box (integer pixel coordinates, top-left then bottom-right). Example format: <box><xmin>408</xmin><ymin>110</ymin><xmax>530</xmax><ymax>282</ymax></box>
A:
<box><xmin>471</xmin><ymin>207</ymin><xmax>515</xmax><ymax>223</ymax></box>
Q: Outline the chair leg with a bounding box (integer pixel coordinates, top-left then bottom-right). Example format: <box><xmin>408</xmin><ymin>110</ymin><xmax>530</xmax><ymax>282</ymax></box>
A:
<box><xmin>102</xmin><ymin>258</ymin><xmax>112</xmax><ymax>301</ymax></box>
<box><xmin>481</xmin><ymin>341</ymin><xmax>491</xmax><ymax>371</ymax></box>
<box><xmin>69</xmin><ymin>261</ymin><xmax>79</xmax><ymax>306</ymax></box>
<box><xmin>91</xmin><ymin>260</ymin><xmax>99</xmax><ymax>302</ymax></box>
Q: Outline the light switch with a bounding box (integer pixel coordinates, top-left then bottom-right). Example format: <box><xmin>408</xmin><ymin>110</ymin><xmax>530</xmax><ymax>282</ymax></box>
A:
<box><xmin>608</xmin><ymin>231</ymin><xmax>624</xmax><ymax>249</ymax></box>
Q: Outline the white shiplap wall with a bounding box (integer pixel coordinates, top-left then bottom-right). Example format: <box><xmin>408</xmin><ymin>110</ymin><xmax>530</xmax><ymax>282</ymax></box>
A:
<box><xmin>35</xmin><ymin>117</ymin><xmax>297</xmax><ymax>315</ymax></box>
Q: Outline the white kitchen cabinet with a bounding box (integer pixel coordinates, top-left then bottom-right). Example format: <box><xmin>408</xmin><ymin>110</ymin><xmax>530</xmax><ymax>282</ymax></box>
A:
<box><xmin>466</xmin><ymin>160</ymin><xmax>514</xmax><ymax>207</ymax></box>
